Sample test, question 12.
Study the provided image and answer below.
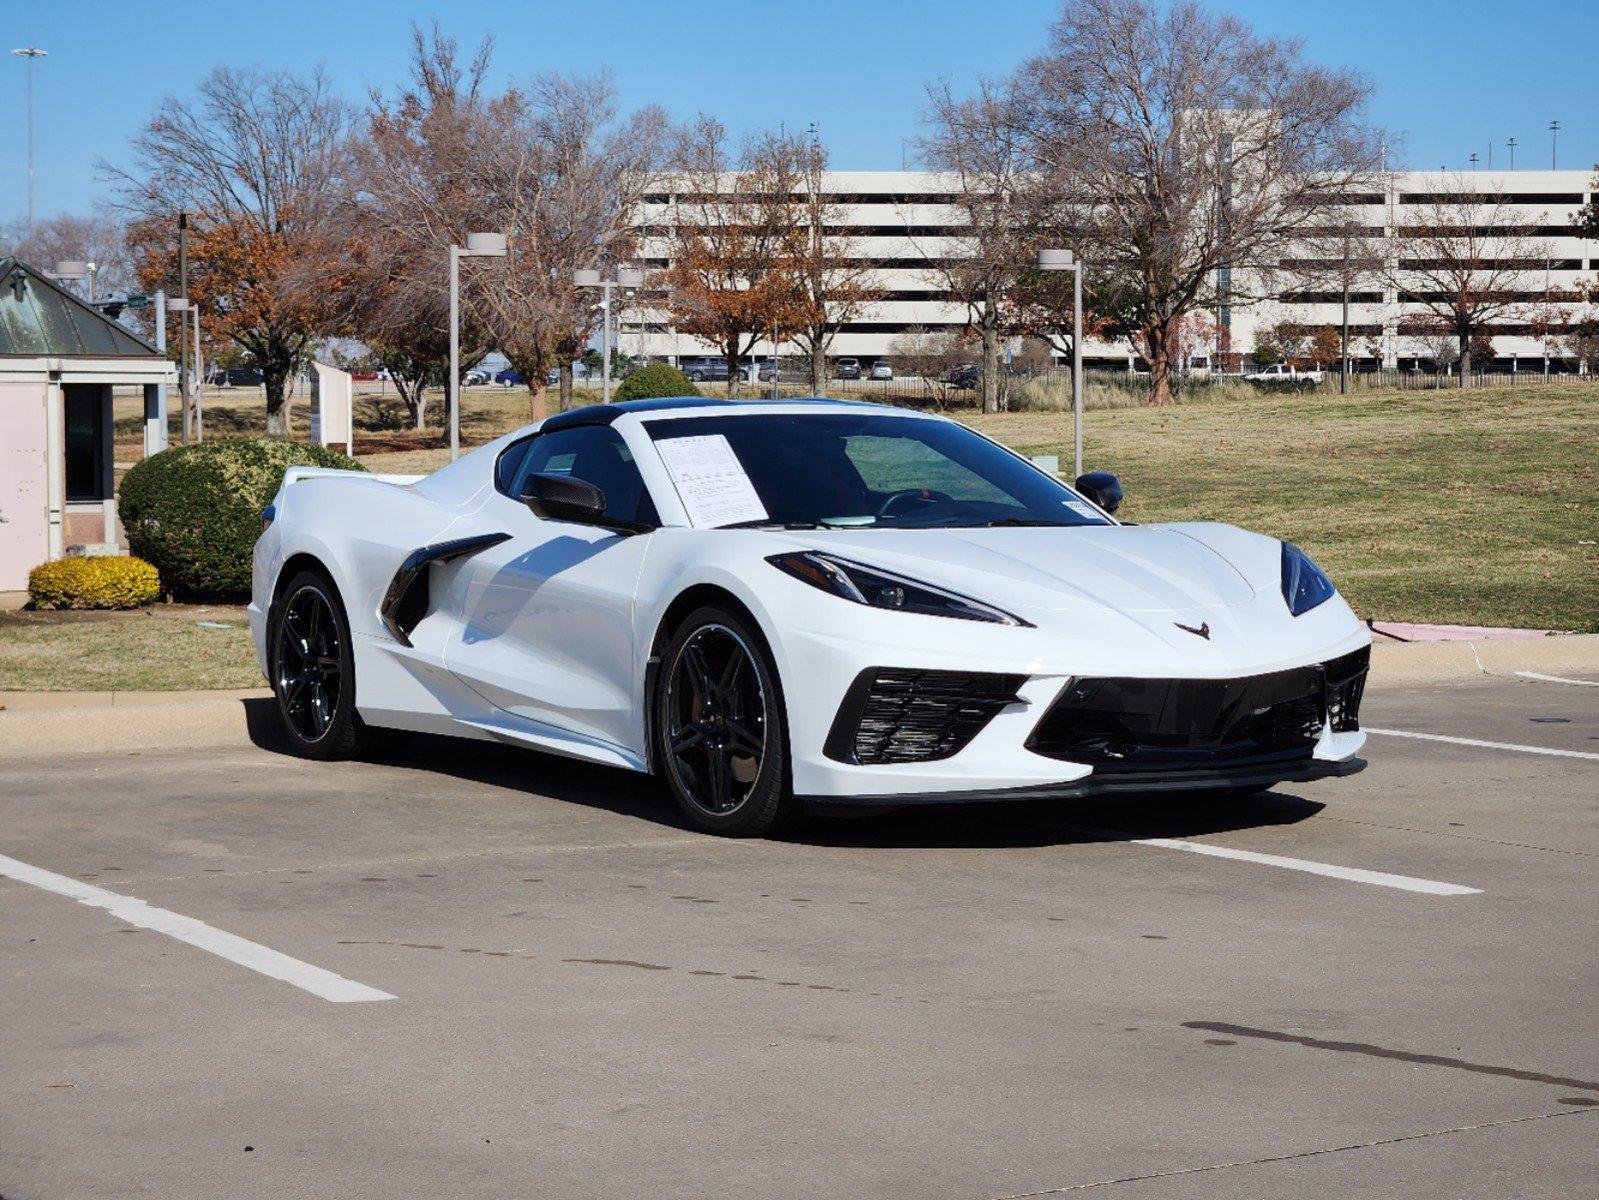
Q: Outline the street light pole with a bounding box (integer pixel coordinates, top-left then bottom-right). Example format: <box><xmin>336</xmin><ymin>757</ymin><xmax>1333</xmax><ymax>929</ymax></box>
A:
<box><xmin>1038</xmin><ymin>248</ymin><xmax>1085</xmax><ymax>478</ymax></box>
<box><xmin>574</xmin><ymin>267</ymin><xmax>645</xmax><ymax>404</ymax></box>
<box><xmin>449</xmin><ymin>232</ymin><xmax>508</xmax><ymax>461</ymax></box>
<box><xmin>11</xmin><ymin>47</ymin><xmax>46</xmax><ymax>229</ymax></box>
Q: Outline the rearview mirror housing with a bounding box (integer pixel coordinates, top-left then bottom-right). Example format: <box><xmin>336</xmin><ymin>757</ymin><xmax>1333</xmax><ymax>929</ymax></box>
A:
<box><xmin>523</xmin><ymin>472</ymin><xmax>607</xmax><ymax>525</ymax></box>
<box><xmin>1073</xmin><ymin>470</ymin><xmax>1123</xmax><ymax>516</ymax></box>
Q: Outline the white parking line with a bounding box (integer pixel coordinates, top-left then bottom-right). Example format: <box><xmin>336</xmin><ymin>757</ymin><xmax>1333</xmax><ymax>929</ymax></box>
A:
<box><xmin>0</xmin><ymin>853</ymin><xmax>395</xmax><ymax>1004</ymax></box>
<box><xmin>1515</xmin><ymin>671</ymin><xmax>1599</xmax><ymax>688</ymax></box>
<box><xmin>1124</xmin><ymin>836</ymin><xmax>1482</xmax><ymax>895</ymax></box>
<box><xmin>1366</xmin><ymin>727</ymin><xmax>1599</xmax><ymax>762</ymax></box>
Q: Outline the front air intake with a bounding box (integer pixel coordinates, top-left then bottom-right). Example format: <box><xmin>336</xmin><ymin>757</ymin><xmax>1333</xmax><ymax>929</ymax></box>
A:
<box><xmin>824</xmin><ymin>668</ymin><xmax>1026</xmax><ymax>765</ymax></box>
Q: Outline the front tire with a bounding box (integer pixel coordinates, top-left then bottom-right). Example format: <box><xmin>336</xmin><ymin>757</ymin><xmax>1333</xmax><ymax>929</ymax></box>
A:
<box><xmin>653</xmin><ymin>605</ymin><xmax>800</xmax><ymax>837</ymax></box>
<box><xmin>268</xmin><ymin>569</ymin><xmax>373</xmax><ymax>761</ymax></box>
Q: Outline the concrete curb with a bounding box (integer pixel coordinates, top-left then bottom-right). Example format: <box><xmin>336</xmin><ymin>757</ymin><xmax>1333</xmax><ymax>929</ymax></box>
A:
<box><xmin>0</xmin><ymin>687</ymin><xmax>271</xmax><ymax>711</ymax></box>
<box><xmin>1370</xmin><ymin>634</ymin><xmax>1599</xmax><ymax>687</ymax></box>
<box><xmin>2</xmin><ymin>638</ymin><xmax>1595</xmax><ymax>760</ymax></box>
<box><xmin>0</xmin><ymin>695</ymin><xmax>273</xmax><ymax>759</ymax></box>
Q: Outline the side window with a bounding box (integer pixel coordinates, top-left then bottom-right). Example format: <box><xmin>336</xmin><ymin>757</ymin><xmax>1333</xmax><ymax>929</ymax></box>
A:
<box><xmin>511</xmin><ymin>425</ymin><xmax>659</xmax><ymax>528</ymax></box>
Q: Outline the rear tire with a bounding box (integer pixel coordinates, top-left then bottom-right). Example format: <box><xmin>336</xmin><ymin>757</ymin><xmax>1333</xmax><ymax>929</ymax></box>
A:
<box><xmin>653</xmin><ymin>604</ymin><xmax>800</xmax><ymax>837</ymax></box>
<box><xmin>268</xmin><ymin>568</ymin><xmax>378</xmax><ymax>761</ymax></box>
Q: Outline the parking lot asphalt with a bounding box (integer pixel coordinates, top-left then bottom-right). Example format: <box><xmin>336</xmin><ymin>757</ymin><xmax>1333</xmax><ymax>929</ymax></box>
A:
<box><xmin>1</xmin><ymin>673</ymin><xmax>1595</xmax><ymax>1199</ymax></box>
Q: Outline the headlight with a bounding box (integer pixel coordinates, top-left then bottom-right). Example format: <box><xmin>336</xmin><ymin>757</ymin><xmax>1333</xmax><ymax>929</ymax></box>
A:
<box><xmin>766</xmin><ymin>551</ymin><xmax>1030</xmax><ymax>626</ymax></box>
<box><xmin>1281</xmin><ymin>542</ymin><xmax>1336</xmax><ymax>616</ymax></box>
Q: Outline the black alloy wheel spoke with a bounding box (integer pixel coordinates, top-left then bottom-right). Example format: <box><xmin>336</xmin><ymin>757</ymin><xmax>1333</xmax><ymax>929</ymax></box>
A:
<box><xmin>683</xmin><ymin>643</ymin><xmax>718</xmax><ymax>705</ymax></box>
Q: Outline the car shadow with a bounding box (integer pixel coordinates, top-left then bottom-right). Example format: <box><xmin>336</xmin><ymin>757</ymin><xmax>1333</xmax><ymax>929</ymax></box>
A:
<box><xmin>246</xmin><ymin>704</ymin><xmax>1327</xmax><ymax>850</ymax></box>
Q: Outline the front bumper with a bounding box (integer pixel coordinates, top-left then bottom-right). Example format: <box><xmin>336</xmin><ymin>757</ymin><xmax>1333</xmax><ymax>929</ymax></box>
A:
<box><xmin>769</xmin><ymin>603</ymin><xmax>1372</xmax><ymax>801</ymax></box>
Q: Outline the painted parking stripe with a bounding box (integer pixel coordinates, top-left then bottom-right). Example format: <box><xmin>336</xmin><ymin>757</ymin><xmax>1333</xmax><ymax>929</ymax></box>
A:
<box><xmin>1366</xmin><ymin>727</ymin><xmax>1599</xmax><ymax>762</ymax></box>
<box><xmin>0</xmin><ymin>853</ymin><xmax>395</xmax><ymax>1004</ymax></box>
<box><xmin>1515</xmin><ymin>671</ymin><xmax>1599</xmax><ymax>688</ymax></box>
<box><xmin>1120</xmin><ymin>836</ymin><xmax>1481</xmax><ymax>896</ymax></box>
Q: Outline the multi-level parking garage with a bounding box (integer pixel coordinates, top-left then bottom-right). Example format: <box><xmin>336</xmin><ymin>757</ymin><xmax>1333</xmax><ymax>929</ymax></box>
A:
<box><xmin>622</xmin><ymin>170</ymin><xmax>1598</xmax><ymax>371</ymax></box>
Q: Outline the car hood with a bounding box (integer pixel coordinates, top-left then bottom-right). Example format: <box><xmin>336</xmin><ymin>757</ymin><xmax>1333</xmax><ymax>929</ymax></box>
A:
<box><xmin>766</xmin><ymin>523</ymin><xmax>1262</xmax><ymax>618</ymax></box>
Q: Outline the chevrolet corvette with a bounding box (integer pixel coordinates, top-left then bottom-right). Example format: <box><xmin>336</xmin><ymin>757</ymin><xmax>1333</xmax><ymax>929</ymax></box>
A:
<box><xmin>250</xmin><ymin>397</ymin><xmax>1369</xmax><ymax>835</ymax></box>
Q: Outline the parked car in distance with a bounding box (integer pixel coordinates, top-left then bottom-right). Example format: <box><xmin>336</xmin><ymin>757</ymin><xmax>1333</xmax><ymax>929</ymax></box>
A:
<box><xmin>946</xmin><ymin>362</ymin><xmax>981</xmax><ymax>388</ymax></box>
<box><xmin>208</xmin><ymin>367</ymin><xmax>265</xmax><ymax>388</ymax></box>
<box><xmin>463</xmin><ymin>369</ymin><xmax>491</xmax><ymax>386</ymax></box>
<box><xmin>834</xmin><ymin>358</ymin><xmax>862</xmax><ymax>380</ymax></box>
<box><xmin>1245</xmin><ymin>363</ymin><xmax>1323</xmax><ymax>383</ymax></box>
<box><xmin>869</xmin><ymin>360</ymin><xmax>894</xmax><ymax>381</ymax></box>
<box><xmin>495</xmin><ymin>369</ymin><xmax>525</xmax><ymax>387</ymax></box>
<box><xmin>683</xmin><ymin>359</ymin><xmax>732</xmax><ymax>383</ymax></box>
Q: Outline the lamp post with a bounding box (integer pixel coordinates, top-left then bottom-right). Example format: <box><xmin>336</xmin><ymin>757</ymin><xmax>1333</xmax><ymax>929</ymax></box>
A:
<box><xmin>165</xmin><ymin>299</ymin><xmax>204</xmax><ymax>444</ymax></box>
<box><xmin>1038</xmin><ymin>248</ymin><xmax>1085</xmax><ymax>478</ymax></box>
<box><xmin>449</xmin><ymin>232</ymin><xmax>508</xmax><ymax>461</ymax></box>
<box><xmin>574</xmin><ymin>267</ymin><xmax>645</xmax><ymax>403</ymax></box>
<box><xmin>11</xmin><ymin>47</ymin><xmax>45</xmax><ymax>229</ymax></box>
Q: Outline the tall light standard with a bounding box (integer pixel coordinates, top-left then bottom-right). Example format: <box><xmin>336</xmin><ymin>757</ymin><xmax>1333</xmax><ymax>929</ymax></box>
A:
<box><xmin>1549</xmin><ymin>120</ymin><xmax>1561</xmax><ymax>169</ymax></box>
<box><xmin>449</xmin><ymin>232</ymin><xmax>507</xmax><ymax>461</ymax></box>
<box><xmin>1038</xmin><ymin>248</ymin><xmax>1085</xmax><ymax>478</ymax></box>
<box><xmin>11</xmin><ymin>47</ymin><xmax>46</xmax><ymax>229</ymax></box>
<box><xmin>574</xmin><ymin>267</ymin><xmax>644</xmax><ymax>403</ymax></box>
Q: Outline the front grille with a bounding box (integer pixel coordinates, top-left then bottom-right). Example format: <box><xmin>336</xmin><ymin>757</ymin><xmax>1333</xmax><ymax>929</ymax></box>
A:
<box><xmin>1027</xmin><ymin>647</ymin><xmax>1369</xmax><ymax>773</ymax></box>
<box><xmin>825</xmin><ymin>668</ymin><xmax>1025</xmax><ymax>765</ymax></box>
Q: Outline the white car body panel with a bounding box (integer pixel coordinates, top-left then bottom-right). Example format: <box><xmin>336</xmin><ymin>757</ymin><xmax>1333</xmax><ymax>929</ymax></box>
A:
<box><xmin>251</xmin><ymin>400</ymin><xmax>1370</xmax><ymax>802</ymax></box>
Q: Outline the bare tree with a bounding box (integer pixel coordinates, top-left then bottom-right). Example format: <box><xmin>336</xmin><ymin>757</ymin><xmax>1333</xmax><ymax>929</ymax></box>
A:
<box><xmin>1</xmin><ymin>213</ymin><xmax>135</xmax><ymax>298</ymax></box>
<box><xmin>787</xmin><ymin>132</ymin><xmax>883</xmax><ymax>394</ymax></box>
<box><xmin>109</xmin><ymin>67</ymin><xmax>355</xmax><ymax>436</ymax></box>
<box><xmin>469</xmin><ymin>72</ymin><xmax>668</xmax><ymax>420</ymax></box>
<box><xmin>1386</xmin><ymin>181</ymin><xmax>1551</xmax><ymax>384</ymax></box>
<box><xmin>887</xmin><ymin>324</ymin><xmax>974</xmax><ymax>405</ymax></box>
<box><xmin>1012</xmin><ymin>0</ymin><xmax>1386</xmax><ymax>404</ymax></box>
<box><xmin>919</xmin><ymin>78</ymin><xmax>1035</xmax><ymax>413</ymax></box>
<box><xmin>343</xmin><ymin>25</ymin><xmax>500</xmax><ymax>429</ymax></box>
<box><xmin>657</xmin><ymin>119</ymin><xmax>809</xmax><ymax>398</ymax></box>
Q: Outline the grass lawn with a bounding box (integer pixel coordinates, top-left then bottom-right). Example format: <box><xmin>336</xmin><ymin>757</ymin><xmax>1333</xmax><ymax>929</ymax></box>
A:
<box><xmin>967</xmin><ymin>386</ymin><xmax>1598</xmax><ymax>632</ymax></box>
<box><xmin>0</xmin><ymin>605</ymin><xmax>263</xmax><ymax>692</ymax></box>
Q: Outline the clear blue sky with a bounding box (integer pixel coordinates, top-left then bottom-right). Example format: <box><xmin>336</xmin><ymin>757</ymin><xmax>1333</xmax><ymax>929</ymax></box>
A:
<box><xmin>5</xmin><ymin>0</ymin><xmax>1596</xmax><ymax>222</ymax></box>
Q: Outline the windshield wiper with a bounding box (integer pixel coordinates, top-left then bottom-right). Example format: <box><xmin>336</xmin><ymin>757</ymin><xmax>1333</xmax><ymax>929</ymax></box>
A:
<box><xmin>967</xmin><ymin>517</ymin><xmax>1078</xmax><ymax>528</ymax></box>
<box><xmin>717</xmin><ymin>519</ymin><xmax>825</xmax><ymax>530</ymax></box>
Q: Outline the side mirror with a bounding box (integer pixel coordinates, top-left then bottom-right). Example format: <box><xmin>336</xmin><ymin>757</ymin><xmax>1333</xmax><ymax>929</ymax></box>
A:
<box><xmin>1073</xmin><ymin>470</ymin><xmax>1123</xmax><ymax>516</ymax></box>
<box><xmin>523</xmin><ymin>472</ymin><xmax>607</xmax><ymax>525</ymax></box>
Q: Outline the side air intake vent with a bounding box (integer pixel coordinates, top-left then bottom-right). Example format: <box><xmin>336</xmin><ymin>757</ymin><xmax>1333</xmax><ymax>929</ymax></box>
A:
<box><xmin>379</xmin><ymin>532</ymin><xmax>511</xmax><ymax>647</ymax></box>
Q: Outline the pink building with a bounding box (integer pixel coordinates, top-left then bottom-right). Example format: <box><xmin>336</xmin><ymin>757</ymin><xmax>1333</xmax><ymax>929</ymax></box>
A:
<box><xmin>0</xmin><ymin>259</ymin><xmax>176</xmax><ymax>591</ymax></box>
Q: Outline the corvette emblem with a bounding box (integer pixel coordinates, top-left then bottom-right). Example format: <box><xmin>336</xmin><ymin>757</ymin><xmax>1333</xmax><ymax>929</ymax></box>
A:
<box><xmin>1174</xmin><ymin>621</ymin><xmax>1211</xmax><ymax>640</ymax></box>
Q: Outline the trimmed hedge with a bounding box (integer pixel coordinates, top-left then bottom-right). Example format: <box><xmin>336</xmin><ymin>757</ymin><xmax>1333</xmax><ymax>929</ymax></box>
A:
<box><xmin>119</xmin><ymin>438</ymin><xmax>364</xmax><ymax>600</ymax></box>
<box><xmin>613</xmin><ymin>363</ymin><xmax>701</xmax><ymax>402</ymax></box>
<box><xmin>28</xmin><ymin>556</ymin><xmax>161</xmax><ymax>610</ymax></box>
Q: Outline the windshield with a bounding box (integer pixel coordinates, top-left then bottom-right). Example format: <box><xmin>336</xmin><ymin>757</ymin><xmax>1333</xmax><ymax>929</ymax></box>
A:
<box><xmin>644</xmin><ymin>412</ymin><xmax>1113</xmax><ymax>529</ymax></box>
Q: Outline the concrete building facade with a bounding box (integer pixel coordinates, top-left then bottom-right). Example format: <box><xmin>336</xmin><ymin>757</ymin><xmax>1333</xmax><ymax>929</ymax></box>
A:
<box><xmin>621</xmin><ymin>169</ymin><xmax>1598</xmax><ymax>372</ymax></box>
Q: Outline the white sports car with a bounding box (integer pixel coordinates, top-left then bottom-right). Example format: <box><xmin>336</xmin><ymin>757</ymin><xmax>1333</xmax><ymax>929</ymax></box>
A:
<box><xmin>250</xmin><ymin>398</ymin><xmax>1369</xmax><ymax>835</ymax></box>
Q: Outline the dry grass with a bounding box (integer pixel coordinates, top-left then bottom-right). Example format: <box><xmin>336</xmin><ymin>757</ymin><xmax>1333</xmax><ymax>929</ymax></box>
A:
<box><xmin>0</xmin><ymin>604</ymin><xmax>261</xmax><ymax>691</ymax></box>
<box><xmin>966</xmin><ymin>387</ymin><xmax>1598</xmax><ymax>632</ymax></box>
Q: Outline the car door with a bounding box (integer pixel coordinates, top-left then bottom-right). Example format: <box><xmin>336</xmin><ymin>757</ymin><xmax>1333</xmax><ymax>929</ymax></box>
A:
<box><xmin>442</xmin><ymin>423</ymin><xmax>660</xmax><ymax>754</ymax></box>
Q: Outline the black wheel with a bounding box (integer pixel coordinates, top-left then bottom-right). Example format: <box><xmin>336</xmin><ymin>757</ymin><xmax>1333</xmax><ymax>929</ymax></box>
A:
<box><xmin>654</xmin><ymin>605</ymin><xmax>800</xmax><ymax>837</ymax></box>
<box><xmin>269</xmin><ymin>569</ymin><xmax>371</xmax><ymax>760</ymax></box>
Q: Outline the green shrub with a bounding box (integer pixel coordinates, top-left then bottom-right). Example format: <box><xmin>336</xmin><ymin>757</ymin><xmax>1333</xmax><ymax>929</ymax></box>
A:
<box><xmin>28</xmin><ymin>556</ymin><xmax>161</xmax><ymax>610</ymax></box>
<box><xmin>613</xmin><ymin>363</ymin><xmax>701</xmax><ymax>402</ymax></box>
<box><xmin>119</xmin><ymin>438</ymin><xmax>364</xmax><ymax>600</ymax></box>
